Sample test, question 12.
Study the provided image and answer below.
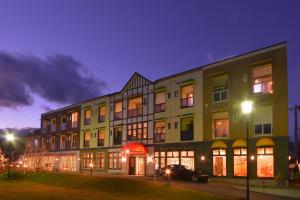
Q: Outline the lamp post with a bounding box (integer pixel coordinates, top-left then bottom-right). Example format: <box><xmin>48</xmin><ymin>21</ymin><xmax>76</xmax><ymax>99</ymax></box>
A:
<box><xmin>5</xmin><ymin>133</ymin><xmax>15</xmax><ymax>180</ymax></box>
<box><xmin>89</xmin><ymin>163</ymin><xmax>94</xmax><ymax>175</ymax></box>
<box><xmin>166</xmin><ymin>168</ymin><xmax>170</xmax><ymax>185</ymax></box>
<box><xmin>241</xmin><ymin>100</ymin><xmax>253</xmax><ymax>200</ymax></box>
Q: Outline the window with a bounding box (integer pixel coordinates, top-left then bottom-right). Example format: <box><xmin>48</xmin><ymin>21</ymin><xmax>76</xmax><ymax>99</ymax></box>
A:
<box><xmin>127</xmin><ymin>122</ymin><xmax>148</xmax><ymax>141</ymax></box>
<box><xmin>42</xmin><ymin>120</ymin><xmax>47</xmax><ymax>133</ymax></box>
<box><xmin>167</xmin><ymin>151</ymin><xmax>179</xmax><ymax>166</ymax></box>
<box><xmin>99</xmin><ymin>106</ymin><xmax>106</xmax><ymax>123</ymax></box>
<box><xmin>253</xmin><ymin>105</ymin><xmax>273</xmax><ymax>136</ymax></box>
<box><xmin>160</xmin><ymin>152</ymin><xmax>166</xmax><ymax>168</ymax></box>
<box><xmin>181</xmin><ymin>85</ymin><xmax>194</xmax><ymax>108</ymax></box>
<box><xmin>71</xmin><ymin>134</ymin><xmax>77</xmax><ymax>148</ymax></box>
<box><xmin>128</xmin><ymin>97</ymin><xmax>142</xmax><ymax>117</ymax></box>
<box><xmin>154</xmin><ymin>152</ymin><xmax>159</xmax><ymax>169</ymax></box>
<box><xmin>174</xmin><ymin>90</ymin><xmax>178</xmax><ymax>97</ymax></box>
<box><xmin>61</xmin><ymin>115</ymin><xmax>67</xmax><ymax>130</ymax></box>
<box><xmin>180</xmin><ymin>151</ymin><xmax>194</xmax><ymax>170</ymax></box>
<box><xmin>71</xmin><ymin>112</ymin><xmax>78</xmax><ymax>128</ymax></box>
<box><xmin>50</xmin><ymin>136</ymin><xmax>55</xmax><ymax>150</ymax></box>
<box><xmin>84</xmin><ymin>109</ymin><xmax>91</xmax><ymax>125</ymax></box>
<box><xmin>155</xmin><ymin>92</ymin><xmax>165</xmax><ymax>113</ymax></box>
<box><xmin>234</xmin><ymin>148</ymin><xmax>247</xmax><ymax>177</ymax></box>
<box><xmin>113</xmin><ymin>127</ymin><xmax>122</xmax><ymax>145</ymax></box>
<box><xmin>213</xmin><ymin>112</ymin><xmax>229</xmax><ymax>138</ymax></box>
<box><xmin>252</xmin><ymin>64</ymin><xmax>273</xmax><ymax>94</ymax></box>
<box><xmin>114</xmin><ymin>101</ymin><xmax>122</xmax><ymax>120</ymax></box>
<box><xmin>51</xmin><ymin>118</ymin><xmax>56</xmax><ymax>132</ymax></box>
<box><xmin>98</xmin><ymin>128</ymin><xmax>105</xmax><ymax>146</ymax></box>
<box><xmin>109</xmin><ymin>152</ymin><xmax>122</xmax><ymax>170</ymax></box>
<box><xmin>167</xmin><ymin>92</ymin><xmax>171</xmax><ymax>99</ymax></box>
<box><xmin>84</xmin><ymin>132</ymin><xmax>91</xmax><ymax>147</ymax></box>
<box><xmin>213</xmin><ymin>149</ymin><xmax>226</xmax><ymax>176</ymax></box>
<box><xmin>82</xmin><ymin>153</ymin><xmax>93</xmax><ymax>168</ymax></box>
<box><xmin>257</xmin><ymin>147</ymin><xmax>274</xmax><ymax>177</ymax></box>
<box><xmin>212</xmin><ymin>74</ymin><xmax>228</xmax><ymax>103</ymax></box>
<box><xmin>60</xmin><ymin>135</ymin><xmax>66</xmax><ymax>149</ymax></box>
<box><xmin>181</xmin><ymin>117</ymin><xmax>194</xmax><ymax>141</ymax></box>
<box><xmin>155</xmin><ymin>121</ymin><xmax>165</xmax><ymax>142</ymax></box>
<box><xmin>96</xmin><ymin>152</ymin><xmax>105</xmax><ymax>169</ymax></box>
<box><xmin>175</xmin><ymin>122</ymin><xmax>179</xmax><ymax>129</ymax></box>
<box><xmin>167</xmin><ymin>123</ymin><xmax>171</xmax><ymax>129</ymax></box>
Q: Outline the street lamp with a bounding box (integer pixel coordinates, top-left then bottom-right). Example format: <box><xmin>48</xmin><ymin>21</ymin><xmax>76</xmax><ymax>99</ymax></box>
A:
<box><xmin>89</xmin><ymin>163</ymin><xmax>94</xmax><ymax>175</ymax></box>
<box><xmin>241</xmin><ymin>100</ymin><xmax>253</xmax><ymax>200</ymax></box>
<box><xmin>166</xmin><ymin>169</ymin><xmax>171</xmax><ymax>185</ymax></box>
<box><xmin>5</xmin><ymin>133</ymin><xmax>16</xmax><ymax>180</ymax></box>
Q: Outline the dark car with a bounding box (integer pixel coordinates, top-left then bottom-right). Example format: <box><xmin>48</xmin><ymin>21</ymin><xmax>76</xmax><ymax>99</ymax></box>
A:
<box><xmin>159</xmin><ymin>164</ymin><xmax>209</xmax><ymax>183</ymax></box>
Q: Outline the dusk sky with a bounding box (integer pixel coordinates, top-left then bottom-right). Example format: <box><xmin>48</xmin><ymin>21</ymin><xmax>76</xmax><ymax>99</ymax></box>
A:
<box><xmin>0</xmin><ymin>0</ymin><xmax>299</xmax><ymax>134</ymax></box>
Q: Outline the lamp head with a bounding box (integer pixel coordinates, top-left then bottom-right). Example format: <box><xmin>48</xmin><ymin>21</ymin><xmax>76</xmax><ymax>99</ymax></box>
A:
<box><xmin>241</xmin><ymin>100</ymin><xmax>253</xmax><ymax>114</ymax></box>
<box><xmin>5</xmin><ymin>133</ymin><xmax>15</xmax><ymax>142</ymax></box>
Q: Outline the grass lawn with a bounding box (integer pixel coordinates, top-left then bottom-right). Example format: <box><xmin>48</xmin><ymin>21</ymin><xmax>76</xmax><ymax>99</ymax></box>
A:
<box><xmin>0</xmin><ymin>172</ymin><xmax>226</xmax><ymax>200</ymax></box>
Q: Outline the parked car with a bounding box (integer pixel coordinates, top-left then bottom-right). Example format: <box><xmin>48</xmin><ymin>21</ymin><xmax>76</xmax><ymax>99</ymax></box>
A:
<box><xmin>159</xmin><ymin>164</ymin><xmax>209</xmax><ymax>183</ymax></box>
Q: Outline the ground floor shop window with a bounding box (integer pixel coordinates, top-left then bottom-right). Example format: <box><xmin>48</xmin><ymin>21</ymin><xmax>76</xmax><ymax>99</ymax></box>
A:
<box><xmin>167</xmin><ymin>151</ymin><xmax>179</xmax><ymax>165</ymax></box>
<box><xmin>233</xmin><ymin>148</ymin><xmax>247</xmax><ymax>177</ymax></box>
<box><xmin>257</xmin><ymin>147</ymin><xmax>274</xmax><ymax>178</ymax></box>
<box><xmin>96</xmin><ymin>152</ymin><xmax>105</xmax><ymax>169</ymax></box>
<box><xmin>180</xmin><ymin>151</ymin><xmax>194</xmax><ymax>170</ymax></box>
<box><xmin>213</xmin><ymin>149</ymin><xmax>226</xmax><ymax>176</ymax></box>
<box><xmin>109</xmin><ymin>152</ymin><xmax>122</xmax><ymax>170</ymax></box>
<box><xmin>160</xmin><ymin>152</ymin><xmax>166</xmax><ymax>168</ymax></box>
<box><xmin>82</xmin><ymin>153</ymin><xmax>93</xmax><ymax>168</ymax></box>
<box><xmin>154</xmin><ymin>152</ymin><xmax>159</xmax><ymax>169</ymax></box>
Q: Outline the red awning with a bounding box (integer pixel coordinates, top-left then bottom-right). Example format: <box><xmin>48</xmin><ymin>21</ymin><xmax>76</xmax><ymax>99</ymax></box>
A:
<box><xmin>121</xmin><ymin>142</ymin><xmax>148</xmax><ymax>155</ymax></box>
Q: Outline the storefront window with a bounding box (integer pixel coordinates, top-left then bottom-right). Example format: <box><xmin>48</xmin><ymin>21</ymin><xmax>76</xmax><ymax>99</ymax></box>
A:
<box><xmin>82</xmin><ymin>153</ymin><xmax>93</xmax><ymax>168</ymax></box>
<box><xmin>233</xmin><ymin>148</ymin><xmax>247</xmax><ymax>177</ymax></box>
<box><xmin>109</xmin><ymin>152</ymin><xmax>122</xmax><ymax>170</ymax></box>
<box><xmin>167</xmin><ymin>151</ymin><xmax>179</xmax><ymax>165</ymax></box>
<box><xmin>213</xmin><ymin>149</ymin><xmax>226</xmax><ymax>176</ymax></box>
<box><xmin>96</xmin><ymin>152</ymin><xmax>105</xmax><ymax>169</ymax></box>
<box><xmin>160</xmin><ymin>152</ymin><xmax>166</xmax><ymax>168</ymax></box>
<box><xmin>257</xmin><ymin>147</ymin><xmax>274</xmax><ymax>177</ymax></box>
<box><xmin>180</xmin><ymin>151</ymin><xmax>194</xmax><ymax>170</ymax></box>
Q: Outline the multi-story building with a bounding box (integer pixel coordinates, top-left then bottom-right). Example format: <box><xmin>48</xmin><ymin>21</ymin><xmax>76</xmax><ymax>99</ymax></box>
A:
<box><xmin>24</xmin><ymin>42</ymin><xmax>289</xmax><ymax>182</ymax></box>
<box><xmin>24</xmin><ymin>104</ymin><xmax>81</xmax><ymax>171</ymax></box>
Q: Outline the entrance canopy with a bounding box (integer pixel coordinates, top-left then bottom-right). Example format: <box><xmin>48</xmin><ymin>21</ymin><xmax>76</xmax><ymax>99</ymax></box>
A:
<box><xmin>121</xmin><ymin>142</ymin><xmax>148</xmax><ymax>155</ymax></box>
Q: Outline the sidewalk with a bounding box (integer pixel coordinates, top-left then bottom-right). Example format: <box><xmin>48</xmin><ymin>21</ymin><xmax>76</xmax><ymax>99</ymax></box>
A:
<box><xmin>119</xmin><ymin>175</ymin><xmax>299</xmax><ymax>200</ymax></box>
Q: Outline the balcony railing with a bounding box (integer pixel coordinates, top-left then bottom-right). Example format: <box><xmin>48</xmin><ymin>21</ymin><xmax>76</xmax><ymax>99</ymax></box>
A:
<box><xmin>60</xmin><ymin>143</ymin><xmax>65</xmax><ymax>149</ymax></box>
<box><xmin>155</xmin><ymin>103</ymin><xmax>165</xmax><ymax>113</ymax></box>
<box><xmin>71</xmin><ymin>142</ymin><xmax>77</xmax><ymax>148</ymax></box>
<box><xmin>114</xmin><ymin>112</ymin><xmax>123</xmax><ymax>120</ymax></box>
<box><xmin>127</xmin><ymin>108</ymin><xmax>142</xmax><ymax>117</ymax></box>
<box><xmin>84</xmin><ymin>118</ymin><xmax>91</xmax><ymax>125</ymax></box>
<box><xmin>213</xmin><ymin>128</ymin><xmax>229</xmax><ymax>138</ymax></box>
<box><xmin>50</xmin><ymin>144</ymin><xmax>55</xmax><ymax>150</ymax></box>
<box><xmin>113</xmin><ymin>137</ymin><xmax>122</xmax><ymax>145</ymax></box>
<box><xmin>61</xmin><ymin>123</ymin><xmax>66</xmax><ymax>130</ymax></box>
<box><xmin>181</xmin><ymin>97</ymin><xmax>194</xmax><ymax>108</ymax></box>
<box><xmin>98</xmin><ymin>115</ymin><xmax>105</xmax><ymax>123</ymax></box>
<box><xmin>180</xmin><ymin>130</ymin><xmax>194</xmax><ymax>141</ymax></box>
<box><xmin>51</xmin><ymin>126</ymin><xmax>56</xmax><ymax>132</ymax></box>
<box><xmin>98</xmin><ymin>139</ymin><xmax>104</xmax><ymax>146</ymax></box>
<box><xmin>84</xmin><ymin>140</ymin><xmax>90</xmax><ymax>147</ymax></box>
<box><xmin>71</xmin><ymin>121</ymin><xmax>78</xmax><ymax>128</ymax></box>
<box><xmin>155</xmin><ymin>133</ymin><xmax>165</xmax><ymax>142</ymax></box>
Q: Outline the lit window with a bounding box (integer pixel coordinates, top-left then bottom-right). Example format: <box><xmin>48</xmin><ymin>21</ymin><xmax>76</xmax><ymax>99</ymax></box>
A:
<box><xmin>99</xmin><ymin>106</ymin><xmax>106</xmax><ymax>123</ymax></box>
<box><xmin>155</xmin><ymin>92</ymin><xmax>166</xmax><ymax>112</ymax></box>
<box><xmin>181</xmin><ymin>85</ymin><xmax>194</xmax><ymax>108</ymax></box>
<box><xmin>96</xmin><ymin>152</ymin><xmax>105</xmax><ymax>169</ymax></box>
<box><xmin>167</xmin><ymin>151</ymin><xmax>179</xmax><ymax>166</ymax></box>
<box><xmin>180</xmin><ymin>150</ymin><xmax>194</xmax><ymax>170</ymax></box>
<box><xmin>71</xmin><ymin>112</ymin><xmax>78</xmax><ymax>128</ymax></box>
<box><xmin>213</xmin><ymin>149</ymin><xmax>226</xmax><ymax>176</ymax></box>
<box><xmin>234</xmin><ymin>148</ymin><xmax>247</xmax><ymax>177</ymax></box>
<box><xmin>114</xmin><ymin>101</ymin><xmax>123</xmax><ymax>120</ymax></box>
<box><xmin>252</xmin><ymin>64</ymin><xmax>273</xmax><ymax>94</ymax></box>
<box><xmin>212</xmin><ymin>74</ymin><xmax>228</xmax><ymax>103</ymax></box>
<box><xmin>257</xmin><ymin>147</ymin><xmax>274</xmax><ymax>177</ymax></box>
<box><xmin>213</xmin><ymin>112</ymin><xmax>229</xmax><ymax>138</ymax></box>
<box><xmin>160</xmin><ymin>152</ymin><xmax>166</xmax><ymax>168</ymax></box>
<box><xmin>84</xmin><ymin>109</ymin><xmax>91</xmax><ymax>125</ymax></box>
<box><xmin>128</xmin><ymin>97</ymin><xmax>142</xmax><ymax>117</ymax></box>
<box><xmin>98</xmin><ymin>129</ymin><xmax>105</xmax><ymax>146</ymax></box>
<box><xmin>127</xmin><ymin>122</ymin><xmax>147</xmax><ymax>141</ymax></box>
<box><xmin>82</xmin><ymin>153</ymin><xmax>93</xmax><ymax>168</ymax></box>
<box><xmin>155</xmin><ymin>121</ymin><xmax>166</xmax><ymax>143</ymax></box>
<box><xmin>60</xmin><ymin>135</ymin><xmax>66</xmax><ymax>149</ymax></box>
<box><xmin>84</xmin><ymin>132</ymin><xmax>91</xmax><ymax>147</ymax></box>
<box><xmin>109</xmin><ymin>152</ymin><xmax>122</xmax><ymax>170</ymax></box>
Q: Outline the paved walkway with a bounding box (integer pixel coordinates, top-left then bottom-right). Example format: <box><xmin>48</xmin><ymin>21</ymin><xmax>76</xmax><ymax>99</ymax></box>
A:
<box><xmin>113</xmin><ymin>175</ymin><xmax>299</xmax><ymax>200</ymax></box>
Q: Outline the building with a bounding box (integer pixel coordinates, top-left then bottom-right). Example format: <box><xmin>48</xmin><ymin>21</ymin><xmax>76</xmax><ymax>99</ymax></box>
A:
<box><xmin>24</xmin><ymin>42</ymin><xmax>289</xmax><ymax>182</ymax></box>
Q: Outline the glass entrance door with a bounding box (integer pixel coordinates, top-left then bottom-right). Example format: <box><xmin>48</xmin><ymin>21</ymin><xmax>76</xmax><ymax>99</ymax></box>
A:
<box><xmin>135</xmin><ymin>157</ymin><xmax>145</xmax><ymax>175</ymax></box>
<box><xmin>129</xmin><ymin>157</ymin><xmax>136</xmax><ymax>175</ymax></box>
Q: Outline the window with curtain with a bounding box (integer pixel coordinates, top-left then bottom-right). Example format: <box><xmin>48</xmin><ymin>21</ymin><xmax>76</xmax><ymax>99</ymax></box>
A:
<box><xmin>128</xmin><ymin>97</ymin><xmax>142</xmax><ymax>117</ymax></box>
<box><xmin>99</xmin><ymin>106</ymin><xmax>106</xmax><ymax>123</ymax></box>
<box><xmin>252</xmin><ymin>64</ymin><xmax>272</xmax><ymax>94</ymax></box>
<box><xmin>84</xmin><ymin>109</ymin><xmax>91</xmax><ymax>125</ymax></box>
<box><xmin>213</xmin><ymin>149</ymin><xmax>227</xmax><ymax>176</ymax></box>
<box><xmin>114</xmin><ymin>101</ymin><xmax>123</xmax><ymax>120</ymax></box>
<box><xmin>181</xmin><ymin>85</ymin><xmax>194</xmax><ymax>108</ymax></box>
<box><xmin>155</xmin><ymin>92</ymin><xmax>165</xmax><ymax>112</ymax></box>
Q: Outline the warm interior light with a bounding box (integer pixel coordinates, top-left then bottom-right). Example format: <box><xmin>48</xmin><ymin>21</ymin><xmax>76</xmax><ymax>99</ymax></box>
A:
<box><xmin>166</xmin><ymin>169</ymin><xmax>171</xmax><ymax>175</ymax></box>
<box><xmin>251</xmin><ymin>155</ymin><xmax>255</xmax><ymax>160</ymax></box>
<box><xmin>89</xmin><ymin>163</ymin><xmax>94</xmax><ymax>168</ymax></box>
<box><xmin>200</xmin><ymin>156</ymin><xmax>205</xmax><ymax>161</ymax></box>
<box><xmin>121</xmin><ymin>157</ymin><xmax>127</xmax><ymax>162</ymax></box>
<box><xmin>241</xmin><ymin>100</ymin><xmax>253</xmax><ymax>114</ymax></box>
<box><xmin>289</xmin><ymin>155</ymin><xmax>291</xmax><ymax>160</ymax></box>
<box><xmin>125</xmin><ymin>149</ymin><xmax>130</xmax><ymax>154</ymax></box>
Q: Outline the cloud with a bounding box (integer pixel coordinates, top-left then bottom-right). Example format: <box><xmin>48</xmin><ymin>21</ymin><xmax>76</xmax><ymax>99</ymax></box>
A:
<box><xmin>0</xmin><ymin>51</ymin><xmax>106</xmax><ymax>108</ymax></box>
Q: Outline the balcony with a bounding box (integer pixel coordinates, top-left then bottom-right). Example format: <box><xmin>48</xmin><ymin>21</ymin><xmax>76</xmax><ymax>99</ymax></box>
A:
<box><xmin>61</xmin><ymin>123</ymin><xmax>66</xmax><ymax>130</ymax></box>
<box><xmin>155</xmin><ymin>103</ymin><xmax>165</xmax><ymax>113</ymax></box>
<box><xmin>60</xmin><ymin>143</ymin><xmax>65</xmax><ymax>149</ymax></box>
<box><xmin>114</xmin><ymin>112</ymin><xmax>123</xmax><ymax>120</ymax></box>
<box><xmin>155</xmin><ymin>133</ymin><xmax>165</xmax><ymax>142</ymax></box>
<box><xmin>50</xmin><ymin>144</ymin><xmax>55</xmax><ymax>150</ymax></box>
<box><xmin>98</xmin><ymin>139</ymin><xmax>104</xmax><ymax>146</ymax></box>
<box><xmin>127</xmin><ymin>108</ymin><xmax>142</xmax><ymax>118</ymax></box>
<box><xmin>181</xmin><ymin>97</ymin><xmax>194</xmax><ymax>108</ymax></box>
<box><xmin>213</xmin><ymin>128</ymin><xmax>229</xmax><ymax>138</ymax></box>
<box><xmin>84</xmin><ymin>118</ymin><xmax>91</xmax><ymax>126</ymax></box>
<box><xmin>71</xmin><ymin>121</ymin><xmax>78</xmax><ymax>128</ymax></box>
<box><xmin>180</xmin><ymin>130</ymin><xmax>194</xmax><ymax>141</ymax></box>
<box><xmin>51</xmin><ymin>126</ymin><xmax>56</xmax><ymax>132</ymax></box>
<box><xmin>84</xmin><ymin>140</ymin><xmax>90</xmax><ymax>147</ymax></box>
<box><xmin>71</xmin><ymin>142</ymin><xmax>77</xmax><ymax>148</ymax></box>
<box><xmin>98</xmin><ymin>115</ymin><xmax>105</xmax><ymax>123</ymax></box>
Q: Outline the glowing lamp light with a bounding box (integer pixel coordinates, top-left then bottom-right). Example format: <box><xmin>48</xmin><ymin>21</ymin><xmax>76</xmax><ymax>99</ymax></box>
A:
<box><xmin>147</xmin><ymin>156</ymin><xmax>153</xmax><ymax>163</ymax></box>
<box><xmin>166</xmin><ymin>169</ymin><xmax>171</xmax><ymax>175</ymax></box>
<box><xmin>24</xmin><ymin>164</ymin><xmax>28</xmax><ymax>168</ymax></box>
<box><xmin>121</xmin><ymin>157</ymin><xmax>127</xmax><ymax>162</ymax></box>
<box><xmin>241</xmin><ymin>100</ymin><xmax>253</xmax><ymax>114</ymax></box>
<box><xmin>89</xmin><ymin>163</ymin><xmax>94</xmax><ymax>168</ymax></box>
<box><xmin>5</xmin><ymin>134</ymin><xmax>15</xmax><ymax>142</ymax></box>
<box><xmin>289</xmin><ymin>155</ymin><xmax>291</xmax><ymax>161</ymax></box>
<box><xmin>125</xmin><ymin>149</ymin><xmax>130</xmax><ymax>154</ymax></box>
<box><xmin>250</xmin><ymin>155</ymin><xmax>255</xmax><ymax>160</ymax></box>
<box><xmin>78</xmin><ymin>158</ymin><xmax>80</xmax><ymax>161</ymax></box>
<box><xmin>55</xmin><ymin>158</ymin><xmax>59</xmax><ymax>161</ymax></box>
<box><xmin>200</xmin><ymin>156</ymin><xmax>205</xmax><ymax>161</ymax></box>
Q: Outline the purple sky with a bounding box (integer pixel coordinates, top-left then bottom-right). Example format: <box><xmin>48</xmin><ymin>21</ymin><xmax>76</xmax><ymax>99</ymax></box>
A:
<box><xmin>0</xmin><ymin>0</ymin><xmax>299</xmax><ymax>135</ymax></box>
